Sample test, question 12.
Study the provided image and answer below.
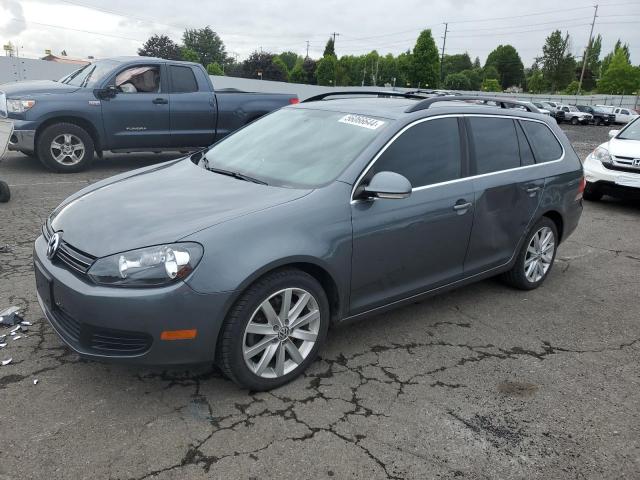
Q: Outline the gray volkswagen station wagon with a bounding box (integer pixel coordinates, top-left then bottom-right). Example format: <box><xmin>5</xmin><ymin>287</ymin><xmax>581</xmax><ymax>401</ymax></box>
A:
<box><xmin>34</xmin><ymin>93</ymin><xmax>584</xmax><ymax>390</ymax></box>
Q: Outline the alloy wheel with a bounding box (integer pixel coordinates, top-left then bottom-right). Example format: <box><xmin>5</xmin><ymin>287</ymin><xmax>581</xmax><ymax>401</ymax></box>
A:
<box><xmin>524</xmin><ymin>226</ymin><xmax>555</xmax><ymax>283</ymax></box>
<box><xmin>50</xmin><ymin>134</ymin><xmax>85</xmax><ymax>166</ymax></box>
<box><xmin>243</xmin><ymin>288</ymin><xmax>320</xmax><ymax>378</ymax></box>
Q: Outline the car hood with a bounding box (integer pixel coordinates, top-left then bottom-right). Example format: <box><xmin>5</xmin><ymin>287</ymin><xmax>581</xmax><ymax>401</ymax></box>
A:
<box><xmin>0</xmin><ymin>80</ymin><xmax>80</xmax><ymax>97</ymax></box>
<box><xmin>50</xmin><ymin>159</ymin><xmax>312</xmax><ymax>257</ymax></box>
<box><xmin>608</xmin><ymin>138</ymin><xmax>640</xmax><ymax>157</ymax></box>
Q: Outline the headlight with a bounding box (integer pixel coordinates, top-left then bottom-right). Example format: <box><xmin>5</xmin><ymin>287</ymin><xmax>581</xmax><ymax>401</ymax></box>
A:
<box><xmin>591</xmin><ymin>146</ymin><xmax>612</xmax><ymax>165</ymax></box>
<box><xmin>88</xmin><ymin>243</ymin><xmax>203</xmax><ymax>287</ymax></box>
<box><xmin>6</xmin><ymin>99</ymin><xmax>36</xmax><ymax>113</ymax></box>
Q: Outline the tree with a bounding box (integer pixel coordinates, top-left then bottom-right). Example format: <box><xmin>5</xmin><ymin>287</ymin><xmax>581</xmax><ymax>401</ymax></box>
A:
<box><xmin>601</xmin><ymin>39</ymin><xmax>631</xmax><ymax>77</ymax></box>
<box><xmin>598</xmin><ymin>48</ymin><xmax>640</xmax><ymax>94</ymax></box>
<box><xmin>444</xmin><ymin>72</ymin><xmax>471</xmax><ymax>90</ymax></box>
<box><xmin>581</xmin><ymin>33</ymin><xmax>602</xmax><ymax>91</ymax></box>
<box><xmin>526</xmin><ymin>70</ymin><xmax>546</xmax><ymax>93</ymax></box>
<box><xmin>239</xmin><ymin>51</ymin><xmax>288</xmax><ymax>81</ymax></box>
<box><xmin>182</xmin><ymin>26</ymin><xmax>227</xmax><ymax>66</ymax></box>
<box><xmin>563</xmin><ymin>80</ymin><xmax>580</xmax><ymax>95</ymax></box>
<box><xmin>206</xmin><ymin>62</ymin><xmax>224</xmax><ymax>75</ymax></box>
<box><xmin>180</xmin><ymin>47</ymin><xmax>199</xmax><ymax>62</ymax></box>
<box><xmin>410</xmin><ymin>29</ymin><xmax>440</xmax><ymax>88</ymax></box>
<box><xmin>323</xmin><ymin>37</ymin><xmax>335</xmax><ymax>57</ymax></box>
<box><xmin>460</xmin><ymin>69</ymin><xmax>482</xmax><ymax>90</ymax></box>
<box><xmin>481</xmin><ymin>78</ymin><xmax>501</xmax><ymax>92</ymax></box>
<box><xmin>138</xmin><ymin>34</ymin><xmax>181</xmax><ymax>60</ymax></box>
<box><xmin>442</xmin><ymin>53</ymin><xmax>472</xmax><ymax>78</ymax></box>
<box><xmin>485</xmin><ymin>44</ymin><xmax>524</xmax><ymax>89</ymax></box>
<box><xmin>473</xmin><ymin>56</ymin><xmax>481</xmax><ymax>69</ymax></box>
<box><xmin>537</xmin><ymin>30</ymin><xmax>576</xmax><ymax>92</ymax></box>
<box><xmin>272</xmin><ymin>56</ymin><xmax>290</xmax><ymax>82</ymax></box>
<box><xmin>483</xmin><ymin>65</ymin><xmax>499</xmax><ymax>80</ymax></box>
<box><xmin>278</xmin><ymin>51</ymin><xmax>300</xmax><ymax>72</ymax></box>
<box><xmin>316</xmin><ymin>55</ymin><xmax>337</xmax><ymax>86</ymax></box>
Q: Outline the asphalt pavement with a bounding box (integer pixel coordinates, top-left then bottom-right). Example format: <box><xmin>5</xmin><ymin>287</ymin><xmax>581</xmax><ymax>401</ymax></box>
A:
<box><xmin>0</xmin><ymin>124</ymin><xmax>638</xmax><ymax>480</ymax></box>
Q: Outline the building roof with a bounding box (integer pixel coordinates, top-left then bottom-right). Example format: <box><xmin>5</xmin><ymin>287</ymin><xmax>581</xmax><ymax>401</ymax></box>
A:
<box><xmin>41</xmin><ymin>54</ymin><xmax>91</xmax><ymax>65</ymax></box>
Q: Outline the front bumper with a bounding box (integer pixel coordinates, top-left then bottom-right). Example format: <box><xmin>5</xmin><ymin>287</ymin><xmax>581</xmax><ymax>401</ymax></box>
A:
<box><xmin>8</xmin><ymin>129</ymin><xmax>35</xmax><ymax>152</ymax></box>
<box><xmin>34</xmin><ymin>234</ymin><xmax>234</xmax><ymax>365</ymax></box>
<box><xmin>584</xmin><ymin>155</ymin><xmax>640</xmax><ymax>197</ymax></box>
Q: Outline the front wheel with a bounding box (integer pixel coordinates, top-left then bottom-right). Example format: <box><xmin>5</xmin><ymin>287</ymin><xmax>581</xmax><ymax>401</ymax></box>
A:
<box><xmin>37</xmin><ymin>123</ymin><xmax>94</xmax><ymax>173</ymax></box>
<box><xmin>571</xmin><ymin>117</ymin><xmax>579</xmax><ymax>125</ymax></box>
<box><xmin>502</xmin><ymin>217</ymin><xmax>558</xmax><ymax>290</ymax></box>
<box><xmin>217</xmin><ymin>269</ymin><xmax>330</xmax><ymax>390</ymax></box>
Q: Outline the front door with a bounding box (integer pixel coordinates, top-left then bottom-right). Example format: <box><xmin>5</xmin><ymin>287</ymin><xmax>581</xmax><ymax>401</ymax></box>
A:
<box><xmin>350</xmin><ymin>117</ymin><xmax>474</xmax><ymax>314</ymax></box>
<box><xmin>100</xmin><ymin>63</ymin><xmax>171</xmax><ymax>149</ymax></box>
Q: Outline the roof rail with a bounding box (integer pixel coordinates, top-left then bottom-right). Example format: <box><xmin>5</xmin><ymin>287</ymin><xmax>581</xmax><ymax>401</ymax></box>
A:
<box><xmin>405</xmin><ymin>95</ymin><xmax>540</xmax><ymax>114</ymax></box>
<box><xmin>302</xmin><ymin>90</ymin><xmax>430</xmax><ymax>103</ymax></box>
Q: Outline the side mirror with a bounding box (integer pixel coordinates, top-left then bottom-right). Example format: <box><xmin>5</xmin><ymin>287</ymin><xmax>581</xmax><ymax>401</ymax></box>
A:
<box><xmin>361</xmin><ymin>171</ymin><xmax>412</xmax><ymax>200</ymax></box>
<box><xmin>95</xmin><ymin>85</ymin><xmax>118</xmax><ymax>99</ymax></box>
<box><xmin>608</xmin><ymin>129</ymin><xmax>620</xmax><ymax>139</ymax></box>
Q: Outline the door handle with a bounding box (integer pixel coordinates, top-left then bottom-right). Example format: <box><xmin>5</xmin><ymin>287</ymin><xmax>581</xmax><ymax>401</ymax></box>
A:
<box><xmin>453</xmin><ymin>201</ymin><xmax>472</xmax><ymax>211</ymax></box>
<box><xmin>152</xmin><ymin>98</ymin><xmax>168</xmax><ymax>104</ymax></box>
<box><xmin>526</xmin><ymin>186</ymin><xmax>541</xmax><ymax>195</ymax></box>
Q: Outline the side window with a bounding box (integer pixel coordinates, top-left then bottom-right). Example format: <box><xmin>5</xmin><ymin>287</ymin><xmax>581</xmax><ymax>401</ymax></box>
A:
<box><xmin>370</xmin><ymin>117</ymin><xmax>461</xmax><ymax>188</ymax></box>
<box><xmin>515</xmin><ymin>122</ymin><xmax>535</xmax><ymax>166</ymax></box>
<box><xmin>562</xmin><ymin>107</ymin><xmax>569</xmax><ymax>112</ymax></box>
<box><xmin>469</xmin><ymin>117</ymin><xmax>520</xmax><ymax>174</ymax></box>
<box><xmin>520</xmin><ymin>120</ymin><xmax>563</xmax><ymax>163</ymax></box>
<box><xmin>170</xmin><ymin>65</ymin><xmax>198</xmax><ymax>93</ymax></box>
<box><xmin>115</xmin><ymin>66</ymin><xmax>160</xmax><ymax>93</ymax></box>
<box><xmin>621</xmin><ymin>109</ymin><xmax>630</xmax><ymax>115</ymax></box>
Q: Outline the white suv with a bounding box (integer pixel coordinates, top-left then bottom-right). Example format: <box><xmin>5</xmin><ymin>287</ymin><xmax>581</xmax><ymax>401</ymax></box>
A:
<box><xmin>583</xmin><ymin>117</ymin><xmax>640</xmax><ymax>200</ymax></box>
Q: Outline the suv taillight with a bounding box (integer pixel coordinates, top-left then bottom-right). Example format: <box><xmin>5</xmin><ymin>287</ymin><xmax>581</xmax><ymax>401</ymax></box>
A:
<box><xmin>289</xmin><ymin>97</ymin><xmax>299</xmax><ymax>104</ymax></box>
<box><xmin>576</xmin><ymin>176</ymin><xmax>586</xmax><ymax>200</ymax></box>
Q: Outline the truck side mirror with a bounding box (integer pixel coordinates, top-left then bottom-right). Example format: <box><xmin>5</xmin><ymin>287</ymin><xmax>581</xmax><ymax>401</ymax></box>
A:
<box><xmin>95</xmin><ymin>85</ymin><xmax>118</xmax><ymax>100</ymax></box>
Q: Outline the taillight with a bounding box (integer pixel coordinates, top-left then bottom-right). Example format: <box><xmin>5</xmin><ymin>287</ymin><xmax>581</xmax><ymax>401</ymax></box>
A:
<box><xmin>289</xmin><ymin>97</ymin><xmax>299</xmax><ymax>104</ymax></box>
<box><xmin>576</xmin><ymin>176</ymin><xmax>586</xmax><ymax>200</ymax></box>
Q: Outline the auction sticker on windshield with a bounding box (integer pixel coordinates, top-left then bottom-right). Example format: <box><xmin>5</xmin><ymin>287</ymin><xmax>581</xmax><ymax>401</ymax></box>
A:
<box><xmin>339</xmin><ymin>114</ymin><xmax>386</xmax><ymax>130</ymax></box>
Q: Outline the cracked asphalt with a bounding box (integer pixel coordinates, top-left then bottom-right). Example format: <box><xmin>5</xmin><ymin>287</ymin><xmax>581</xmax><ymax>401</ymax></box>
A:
<box><xmin>1</xmin><ymin>124</ymin><xmax>639</xmax><ymax>479</ymax></box>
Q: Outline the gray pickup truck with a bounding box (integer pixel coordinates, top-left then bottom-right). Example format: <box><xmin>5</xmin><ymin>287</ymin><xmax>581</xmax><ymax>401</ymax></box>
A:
<box><xmin>0</xmin><ymin>57</ymin><xmax>298</xmax><ymax>172</ymax></box>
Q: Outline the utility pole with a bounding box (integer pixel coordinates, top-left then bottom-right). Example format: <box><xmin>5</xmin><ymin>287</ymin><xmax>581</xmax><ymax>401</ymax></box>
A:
<box><xmin>577</xmin><ymin>4</ymin><xmax>598</xmax><ymax>95</ymax></box>
<box><xmin>330</xmin><ymin>32</ymin><xmax>340</xmax><ymax>86</ymax></box>
<box><xmin>305</xmin><ymin>40</ymin><xmax>310</xmax><ymax>59</ymax></box>
<box><xmin>440</xmin><ymin>22</ymin><xmax>448</xmax><ymax>85</ymax></box>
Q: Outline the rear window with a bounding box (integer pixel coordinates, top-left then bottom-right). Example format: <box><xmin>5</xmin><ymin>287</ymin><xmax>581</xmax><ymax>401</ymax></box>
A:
<box><xmin>170</xmin><ymin>65</ymin><xmax>198</xmax><ymax>93</ymax></box>
<box><xmin>469</xmin><ymin>117</ymin><xmax>520</xmax><ymax>174</ymax></box>
<box><xmin>520</xmin><ymin>120</ymin><xmax>563</xmax><ymax>163</ymax></box>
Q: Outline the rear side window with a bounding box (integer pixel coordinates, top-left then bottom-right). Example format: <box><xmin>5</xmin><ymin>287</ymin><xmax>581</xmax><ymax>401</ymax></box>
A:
<box><xmin>515</xmin><ymin>122</ymin><xmax>535</xmax><ymax>166</ymax></box>
<box><xmin>469</xmin><ymin>117</ymin><xmax>520</xmax><ymax>174</ymax></box>
<box><xmin>170</xmin><ymin>65</ymin><xmax>198</xmax><ymax>93</ymax></box>
<box><xmin>371</xmin><ymin>117</ymin><xmax>461</xmax><ymax>188</ymax></box>
<box><xmin>520</xmin><ymin>121</ymin><xmax>563</xmax><ymax>163</ymax></box>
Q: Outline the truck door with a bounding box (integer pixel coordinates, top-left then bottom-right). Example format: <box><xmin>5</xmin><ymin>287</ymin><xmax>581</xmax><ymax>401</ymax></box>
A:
<box><xmin>100</xmin><ymin>63</ymin><xmax>171</xmax><ymax>149</ymax></box>
<box><xmin>168</xmin><ymin>65</ymin><xmax>217</xmax><ymax>148</ymax></box>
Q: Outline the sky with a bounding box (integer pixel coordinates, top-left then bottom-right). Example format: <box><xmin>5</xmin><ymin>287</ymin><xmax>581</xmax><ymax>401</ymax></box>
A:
<box><xmin>0</xmin><ymin>0</ymin><xmax>639</xmax><ymax>67</ymax></box>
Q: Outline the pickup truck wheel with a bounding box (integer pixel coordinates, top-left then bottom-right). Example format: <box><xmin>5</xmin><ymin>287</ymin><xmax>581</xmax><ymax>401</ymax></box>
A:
<box><xmin>37</xmin><ymin>123</ymin><xmax>94</xmax><ymax>173</ymax></box>
<box><xmin>571</xmin><ymin>117</ymin><xmax>579</xmax><ymax>125</ymax></box>
<box><xmin>0</xmin><ymin>181</ymin><xmax>10</xmax><ymax>203</ymax></box>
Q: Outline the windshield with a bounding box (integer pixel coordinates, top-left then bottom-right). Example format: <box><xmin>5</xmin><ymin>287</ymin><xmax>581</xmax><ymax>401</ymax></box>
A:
<box><xmin>59</xmin><ymin>60</ymin><xmax>118</xmax><ymax>88</ymax></box>
<box><xmin>568</xmin><ymin>106</ymin><xmax>579</xmax><ymax>112</ymax></box>
<box><xmin>617</xmin><ymin>118</ymin><xmax>640</xmax><ymax>140</ymax></box>
<box><xmin>201</xmin><ymin>108</ymin><xmax>389</xmax><ymax>188</ymax></box>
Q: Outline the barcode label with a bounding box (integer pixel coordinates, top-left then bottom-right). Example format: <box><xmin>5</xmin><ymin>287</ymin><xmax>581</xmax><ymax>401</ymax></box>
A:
<box><xmin>338</xmin><ymin>114</ymin><xmax>385</xmax><ymax>130</ymax></box>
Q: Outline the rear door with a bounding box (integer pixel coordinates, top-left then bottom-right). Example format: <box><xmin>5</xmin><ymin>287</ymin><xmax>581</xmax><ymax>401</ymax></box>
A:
<box><xmin>100</xmin><ymin>62</ymin><xmax>171</xmax><ymax>149</ymax></box>
<box><xmin>168</xmin><ymin>65</ymin><xmax>217</xmax><ymax>148</ymax></box>
<box><xmin>350</xmin><ymin>116</ymin><xmax>474</xmax><ymax>314</ymax></box>
<box><xmin>463</xmin><ymin>116</ymin><xmax>544</xmax><ymax>274</ymax></box>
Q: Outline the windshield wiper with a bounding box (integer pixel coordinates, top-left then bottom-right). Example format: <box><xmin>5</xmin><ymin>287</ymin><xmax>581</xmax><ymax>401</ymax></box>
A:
<box><xmin>206</xmin><ymin>166</ymin><xmax>268</xmax><ymax>185</ymax></box>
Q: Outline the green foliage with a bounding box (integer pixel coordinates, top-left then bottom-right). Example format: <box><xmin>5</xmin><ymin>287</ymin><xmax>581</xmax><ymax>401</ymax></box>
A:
<box><xmin>601</xmin><ymin>39</ymin><xmax>631</xmax><ymax>77</ymax></box>
<box><xmin>483</xmin><ymin>65</ymin><xmax>499</xmax><ymax>80</ymax></box>
<box><xmin>481</xmin><ymin>78</ymin><xmax>502</xmax><ymax>92</ymax></box>
<box><xmin>444</xmin><ymin>72</ymin><xmax>471</xmax><ymax>90</ymax></box>
<box><xmin>563</xmin><ymin>80</ymin><xmax>580</xmax><ymax>95</ymax></box>
<box><xmin>537</xmin><ymin>30</ymin><xmax>576</xmax><ymax>92</ymax></box>
<box><xmin>180</xmin><ymin>47</ymin><xmax>199</xmax><ymax>63</ymax></box>
<box><xmin>526</xmin><ymin>70</ymin><xmax>546</xmax><ymax>93</ymax></box>
<box><xmin>323</xmin><ymin>37</ymin><xmax>336</xmax><ymax>57</ymax></box>
<box><xmin>138</xmin><ymin>34</ymin><xmax>181</xmax><ymax>60</ymax></box>
<box><xmin>278</xmin><ymin>51</ymin><xmax>300</xmax><ymax>72</ymax></box>
<box><xmin>485</xmin><ymin>44</ymin><xmax>524</xmax><ymax>89</ymax></box>
<box><xmin>442</xmin><ymin>53</ymin><xmax>473</xmax><ymax>78</ymax></box>
<box><xmin>182</xmin><ymin>26</ymin><xmax>227</xmax><ymax>66</ymax></box>
<box><xmin>316</xmin><ymin>55</ymin><xmax>337</xmax><ymax>86</ymax></box>
<box><xmin>206</xmin><ymin>62</ymin><xmax>224</xmax><ymax>75</ymax></box>
<box><xmin>239</xmin><ymin>51</ymin><xmax>288</xmax><ymax>81</ymax></box>
<box><xmin>272</xmin><ymin>56</ymin><xmax>290</xmax><ymax>81</ymax></box>
<box><xmin>598</xmin><ymin>48</ymin><xmax>640</xmax><ymax>94</ymax></box>
<box><xmin>411</xmin><ymin>29</ymin><xmax>440</xmax><ymax>88</ymax></box>
<box><xmin>581</xmin><ymin>34</ymin><xmax>602</xmax><ymax>91</ymax></box>
<box><xmin>473</xmin><ymin>56</ymin><xmax>481</xmax><ymax>69</ymax></box>
<box><xmin>459</xmin><ymin>69</ymin><xmax>482</xmax><ymax>90</ymax></box>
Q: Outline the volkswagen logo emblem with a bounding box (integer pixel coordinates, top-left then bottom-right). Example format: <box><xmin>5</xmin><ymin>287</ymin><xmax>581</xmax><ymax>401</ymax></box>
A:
<box><xmin>47</xmin><ymin>232</ymin><xmax>62</xmax><ymax>260</ymax></box>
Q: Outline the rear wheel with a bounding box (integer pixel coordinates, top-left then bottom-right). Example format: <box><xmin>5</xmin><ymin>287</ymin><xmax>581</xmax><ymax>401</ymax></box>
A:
<box><xmin>0</xmin><ymin>181</ymin><xmax>10</xmax><ymax>203</ymax></box>
<box><xmin>37</xmin><ymin>123</ymin><xmax>94</xmax><ymax>173</ymax></box>
<box><xmin>502</xmin><ymin>217</ymin><xmax>558</xmax><ymax>290</ymax></box>
<box><xmin>217</xmin><ymin>269</ymin><xmax>330</xmax><ymax>390</ymax></box>
<box><xmin>571</xmin><ymin>117</ymin><xmax>579</xmax><ymax>125</ymax></box>
<box><xmin>583</xmin><ymin>182</ymin><xmax>603</xmax><ymax>201</ymax></box>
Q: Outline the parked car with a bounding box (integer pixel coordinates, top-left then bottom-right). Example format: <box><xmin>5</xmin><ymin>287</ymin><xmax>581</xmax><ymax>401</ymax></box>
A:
<box><xmin>583</xmin><ymin>117</ymin><xmax>640</xmax><ymax>200</ymax></box>
<box><xmin>575</xmin><ymin>105</ymin><xmax>615</xmax><ymax>126</ymax></box>
<box><xmin>557</xmin><ymin>105</ymin><xmax>592</xmax><ymax>125</ymax></box>
<box><xmin>540</xmin><ymin>101</ymin><xmax>565</xmax><ymax>123</ymax></box>
<box><xmin>34</xmin><ymin>93</ymin><xmax>584</xmax><ymax>390</ymax></box>
<box><xmin>0</xmin><ymin>57</ymin><xmax>298</xmax><ymax>172</ymax></box>
<box><xmin>531</xmin><ymin>102</ymin><xmax>552</xmax><ymax>116</ymax></box>
<box><xmin>612</xmin><ymin>107</ymin><xmax>639</xmax><ymax>124</ymax></box>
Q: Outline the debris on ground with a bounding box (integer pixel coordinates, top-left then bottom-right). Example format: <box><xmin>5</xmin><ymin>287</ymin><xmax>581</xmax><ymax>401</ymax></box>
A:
<box><xmin>33</xmin><ymin>379</ymin><xmax>38</xmax><ymax>385</ymax></box>
<box><xmin>12</xmin><ymin>335</ymin><xmax>22</xmax><ymax>341</ymax></box>
<box><xmin>0</xmin><ymin>306</ymin><xmax>23</xmax><ymax>327</ymax></box>
<box><xmin>0</xmin><ymin>343</ymin><xmax>6</xmax><ymax>348</ymax></box>
<box><xmin>1</xmin><ymin>358</ymin><xmax>12</xmax><ymax>366</ymax></box>
<box><xmin>0</xmin><ymin>245</ymin><xmax>12</xmax><ymax>254</ymax></box>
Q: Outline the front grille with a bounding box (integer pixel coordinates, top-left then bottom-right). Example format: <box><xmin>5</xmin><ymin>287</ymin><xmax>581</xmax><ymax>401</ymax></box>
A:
<box><xmin>52</xmin><ymin>307</ymin><xmax>153</xmax><ymax>356</ymax></box>
<box><xmin>43</xmin><ymin>220</ymin><xmax>96</xmax><ymax>274</ymax></box>
<box><xmin>602</xmin><ymin>155</ymin><xmax>640</xmax><ymax>174</ymax></box>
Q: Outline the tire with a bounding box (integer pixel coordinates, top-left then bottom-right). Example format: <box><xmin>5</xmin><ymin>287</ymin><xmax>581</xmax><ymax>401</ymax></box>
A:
<box><xmin>571</xmin><ymin>117</ymin><xmax>579</xmax><ymax>125</ymax></box>
<box><xmin>37</xmin><ymin>123</ymin><xmax>95</xmax><ymax>173</ymax></box>
<box><xmin>501</xmin><ymin>217</ymin><xmax>558</xmax><ymax>291</ymax></box>
<box><xmin>0</xmin><ymin>181</ymin><xmax>10</xmax><ymax>203</ymax></box>
<box><xmin>595</xmin><ymin>119</ymin><xmax>602</xmax><ymax>126</ymax></box>
<box><xmin>583</xmin><ymin>182</ymin><xmax>603</xmax><ymax>201</ymax></box>
<box><xmin>217</xmin><ymin>268</ymin><xmax>330</xmax><ymax>391</ymax></box>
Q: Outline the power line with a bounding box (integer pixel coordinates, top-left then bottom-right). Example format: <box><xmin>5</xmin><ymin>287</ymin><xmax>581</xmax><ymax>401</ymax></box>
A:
<box><xmin>5</xmin><ymin>17</ymin><xmax>145</xmax><ymax>42</ymax></box>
